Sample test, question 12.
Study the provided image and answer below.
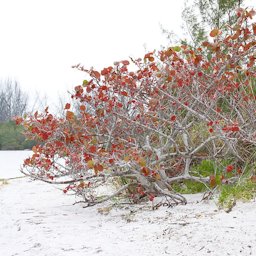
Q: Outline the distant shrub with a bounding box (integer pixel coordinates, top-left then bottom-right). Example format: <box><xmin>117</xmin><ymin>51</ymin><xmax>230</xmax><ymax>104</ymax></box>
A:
<box><xmin>0</xmin><ymin>121</ymin><xmax>36</xmax><ymax>150</ymax></box>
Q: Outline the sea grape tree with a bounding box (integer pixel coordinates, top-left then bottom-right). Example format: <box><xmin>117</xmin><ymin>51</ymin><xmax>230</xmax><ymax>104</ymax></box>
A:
<box><xmin>19</xmin><ymin>8</ymin><xmax>256</xmax><ymax>206</ymax></box>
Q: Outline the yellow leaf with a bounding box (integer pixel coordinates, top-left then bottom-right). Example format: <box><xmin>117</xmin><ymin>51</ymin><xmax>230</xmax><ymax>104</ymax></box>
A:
<box><xmin>91</xmin><ymin>138</ymin><xmax>97</xmax><ymax>145</ymax></box>
<box><xmin>154</xmin><ymin>173</ymin><xmax>161</xmax><ymax>180</ymax></box>
<box><xmin>77</xmin><ymin>181</ymin><xmax>85</xmax><ymax>189</ymax></box>
<box><xmin>172</xmin><ymin>46</ymin><xmax>181</xmax><ymax>52</ymax></box>
<box><xmin>124</xmin><ymin>156</ymin><xmax>130</xmax><ymax>162</ymax></box>
<box><xmin>210</xmin><ymin>28</ymin><xmax>220</xmax><ymax>37</ymax></box>
<box><xmin>87</xmin><ymin>160</ymin><xmax>94</xmax><ymax>169</ymax></box>
<box><xmin>83</xmin><ymin>80</ymin><xmax>88</xmax><ymax>86</ymax></box>
<box><xmin>66</xmin><ymin>111</ymin><xmax>75</xmax><ymax>121</ymax></box>
<box><xmin>138</xmin><ymin>157</ymin><xmax>146</xmax><ymax>167</ymax></box>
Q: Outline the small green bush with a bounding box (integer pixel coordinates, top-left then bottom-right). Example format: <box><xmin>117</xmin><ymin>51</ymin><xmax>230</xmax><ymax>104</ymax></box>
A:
<box><xmin>218</xmin><ymin>180</ymin><xmax>256</xmax><ymax>208</ymax></box>
<box><xmin>171</xmin><ymin>180</ymin><xmax>207</xmax><ymax>194</ymax></box>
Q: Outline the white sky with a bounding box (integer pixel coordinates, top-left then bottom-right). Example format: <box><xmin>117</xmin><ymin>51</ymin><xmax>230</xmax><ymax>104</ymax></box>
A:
<box><xmin>0</xmin><ymin>0</ymin><xmax>185</xmax><ymax>104</ymax></box>
<box><xmin>0</xmin><ymin>0</ymin><xmax>255</xmax><ymax>107</ymax></box>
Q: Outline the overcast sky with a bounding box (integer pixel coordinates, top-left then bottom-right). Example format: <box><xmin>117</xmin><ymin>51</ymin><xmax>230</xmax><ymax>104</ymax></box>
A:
<box><xmin>0</xmin><ymin>0</ymin><xmax>255</xmax><ymax>106</ymax></box>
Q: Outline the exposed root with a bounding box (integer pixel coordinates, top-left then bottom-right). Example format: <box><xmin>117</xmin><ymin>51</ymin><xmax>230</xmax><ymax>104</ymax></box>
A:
<box><xmin>154</xmin><ymin>183</ymin><xmax>187</xmax><ymax>206</ymax></box>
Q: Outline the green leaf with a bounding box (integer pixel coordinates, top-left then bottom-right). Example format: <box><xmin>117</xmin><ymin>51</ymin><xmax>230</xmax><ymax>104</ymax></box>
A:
<box><xmin>83</xmin><ymin>80</ymin><xmax>88</xmax><ymax>86</ymax></box>
<box><xmin>172</xmin><ymin>46</ymin><xmax>181</xmax><ymax>52</ymax></box>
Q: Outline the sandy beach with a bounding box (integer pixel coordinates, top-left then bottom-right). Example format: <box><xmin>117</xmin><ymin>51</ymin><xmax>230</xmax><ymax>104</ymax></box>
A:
<box><xmin>1</xmin><ymin>177</ymin><xmax>256</xmax><ymax>256</ymax></box>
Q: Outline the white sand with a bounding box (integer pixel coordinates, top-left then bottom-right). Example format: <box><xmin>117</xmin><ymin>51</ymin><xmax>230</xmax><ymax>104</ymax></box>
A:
<box><xmin>1</xmin><ymin>177</ymin><xmax>256</xmax><ymax>256</ymax></box>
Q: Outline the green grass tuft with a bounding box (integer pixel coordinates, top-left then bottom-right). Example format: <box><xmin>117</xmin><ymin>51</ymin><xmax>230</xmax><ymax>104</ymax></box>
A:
<box><xmin>218</xmin><ymin>179</ymin><xmax>256</xmax><ymax>209</ymax></box>
<box><xmin>172</xmin><ymin>180</ymin><xmax>207</xmax><ymax>194</ymax></box>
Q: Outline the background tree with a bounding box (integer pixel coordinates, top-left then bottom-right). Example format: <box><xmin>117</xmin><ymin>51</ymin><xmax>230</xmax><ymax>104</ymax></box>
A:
<box><xmin>0</xmin><ymin>79</ymin><xmax>28</xmax><ymax>122</ymax></box>
<box><xmin>0</xmin><ymin>79</ymin><xmax>38</xmax><ymax>150</ymax></box>
<box><xmin>181</xmin><ymin>0</ymin><xmax>245</xmax><ymax>46</ymax></box>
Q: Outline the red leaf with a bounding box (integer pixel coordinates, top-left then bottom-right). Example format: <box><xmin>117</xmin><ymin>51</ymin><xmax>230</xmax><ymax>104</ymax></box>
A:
<box><xmin>148</xmin><ymin>194</ymin><xmax>155</xmax><ymax>202</ymax></box>
<box><xmin>89</xmin><ymin>145</ymin><xmax>97</xmax><ymax>153</ymax></box>
<box><xmin>65</xmin><ymin>103</ymin><xmax>71</xmax><ymax>110</ymax></box>
<box><xmin>209</xmin><ymin>175</ymin><xmax>216</xmax><ymax>187</ymax></box>
<box><xmin>15</xmin><ymin>117</ymin><xmax>23</xmax><ymax>125</ymax></box>
<box><xmin>46</xmin><ymin>114</ymin><xmax>53</xmax><ymax>122</ymax></box>
<box><xmin>137</xmin><ymin>185</ymin><xmax>145</xmax><ymax>196</ymax></box>
<box><xmin>121</xmin><ymin>60</ymin><xmax>130</xmax><ymax>65</ymax></box>
<box><xmin>109</xmin><ymin>159</ymin><xmax>115</xmax><ymax>164</ymax></box>
<box><xmin>169</xmin><ymin>70</ymin><xmax>176</xmax><ymax>76</ymax></box>
<box><xmin>121</xmin><ymin>91</ymin><xmax>128</xmax><ymax>96</ymax></box>
<box><xmin>94</xmin><ymin>164</ymin><xmax>104</xmax><ymax>172</ymax></box>
<box><xmin>91</xmin><ymin>70</ymin><xmax>101</xmax><ymax>80</ymax></box>
<box><xmin>198</xmin><ymin>71</ymin><xmax>203</xmax><ymax>77</ymax></box>
<box><xmin>141</xmin><ymin>167</ymin><xmax>150</xmax><ymax>176</ymax></box>
<box><xmin>117</xmin><ymin>102</ymin><xmax>123</xmax><ymax>108</ymax></box>
<box><xmin>177</xmin><ymin>79</ymin><xmax>183</xmax><ymax>87</ymax></box>
<box><xmin>101</xmin><ymin>68</ymin><xmax>109</xmax><ymax>76</ymax></box>
<box><xmin>170</xmin><ymin>115</ymin><xmax>176</xmax><ymax>122</ymax></box>
<box><xmin>248</xmin><ymin>9</ymin><xmax>256</xmax><ymax>19</ymax></box>
<box><xmin>194</xmin><ymin>55</ymin><xmax>202</xmax><ymax>65</ymax></box>
<box><xmin>66</xmin><ymin>111</ymin><xmax>75</xmax><ymax>121</ymax></box>
<box><xmin>144</xmin><ymin>52</ymin><xmax>154</xmax><ymax>59</ymax></box>
<box><xmin>231</xmin><ymin>126</ymin><xmax>240</xmax><ymax>132</ymax></box>
<box><xmin>202</xmin><ymin>41</ymin><xmax>210</xmax><ymax>47</ymax></box>
<box><xmin>24</xmin><ymin>158</ymin><xmax>31</xmax><ymax>166</ymax></box>
<box><xmin>48</xmin><ymin>175</ymin><xmax>54</xmax><ymax>180</ymax></box>
<box><xmin>101</xmin><ymin>85</ymin><xmax>108</xmax><ymax>90</ymax></box>
<box><xmin>209</xmin><ymin>128</ymin><xmax>214</xmax><ymax>133</ymax></box>
<box><xmin>253</xmin><ymin>24</ymin><xmax>256</xmax><ymax>35</ymax></box>
<box><xmin>226</xmin><ymin>165</ymin><xmax>234</xmax><ymax>173</ymax></box>
<box><xmin>55</xmin><ymin>141</ymin><xmax>64</xmax><ymax>147</ymax></box>
<box><xmin>41</xmin><ymin>132</ymin><xmax>49</xmax><ymax>140</ymax></box>
<box><xmin>80</xmin><ymin>105</ymin><xmax>86</xmax><ymax>112</ymax></box>
<box><xmin>232</xmin><ymin>31</ymin><xmax>241</xmax><ymax>40</ymax></box>
<box><xmin>148</xmin><ymin>56</ymin><xmax>154</xmax><ymax>62</ymax></box>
